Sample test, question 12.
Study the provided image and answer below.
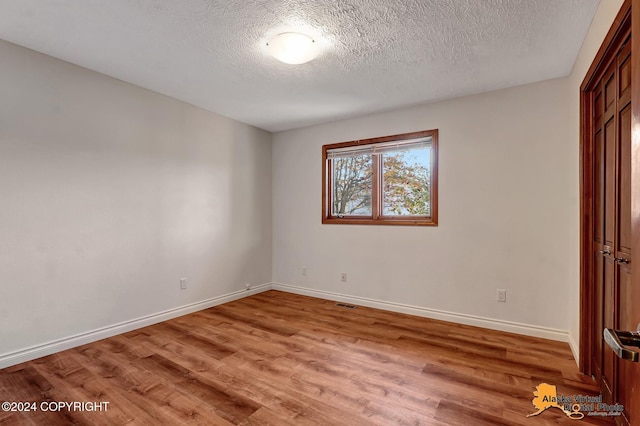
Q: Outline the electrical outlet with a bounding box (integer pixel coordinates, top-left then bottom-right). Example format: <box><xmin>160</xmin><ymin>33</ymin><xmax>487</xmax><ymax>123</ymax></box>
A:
<box><xmin>245</xmin><ymin>283</ymin><xmax>251</xmax><ymax>291</ymax></box>
<box><xmin>341</xmin><ymin>273</ymin><xmax>347</xmax><ymax>282</ymax></box>
<box><xmin>302</xmin><ymin>266</ymin><xmax>308</xmax><ymax>276</ymax></box>
<box><xmin>180</xmin><ymin>278</ymin><xmax>187</xmax><ymax>290</ymax></box>
<box><xmin>497</xmin><ymin>289</ymin><xmax>507</xmax><ymax>303</ymax></box>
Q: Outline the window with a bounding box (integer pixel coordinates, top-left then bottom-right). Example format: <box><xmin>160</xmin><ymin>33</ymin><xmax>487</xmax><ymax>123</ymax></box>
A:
<box><xmin>322</xmin><ymin>129</ymin><xmax>438</xmax><ymax>226</ymax></box>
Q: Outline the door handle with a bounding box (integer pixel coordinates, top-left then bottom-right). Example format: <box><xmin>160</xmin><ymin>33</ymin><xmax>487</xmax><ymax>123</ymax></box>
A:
<box><xmin>604</xmin><ymin>328</ymin><xmax>640</xmax><ymax>362</ymax></box>
<box><xmin>599</xmin><ymin>249</ymin><xmax>611</xmax><ymax>255</ymax></box>
<box><xmin>614</xmin><ymin>257</ymin><xmax>630</xmax><ymax>264</ymax></box>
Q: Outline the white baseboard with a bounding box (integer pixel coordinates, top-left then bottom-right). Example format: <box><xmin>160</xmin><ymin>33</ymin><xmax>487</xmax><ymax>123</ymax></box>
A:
<box><xmin>271</xmin><ymin>282</ymin><xmax>570</xmax><ymax>343</ymax></box>
<box><xmin>0</xmin><ymin>283</ymin><xmax>271</xmax><ymax>369</ymax></box>
<box><xmin>1</xmin><ymin>281</ymin><xmax>574</xmax><ymax>370</ymax></box>
<box><xmin>568</xmin><ymin>332</ymin><xmax>580</xmax><ymax>367</ymax></box>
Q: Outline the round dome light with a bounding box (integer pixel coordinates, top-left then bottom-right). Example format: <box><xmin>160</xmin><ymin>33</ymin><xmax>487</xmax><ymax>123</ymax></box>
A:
<box><xmin>266</xmin><ymin>32</ymin><xmax>319</xmax><ymax>65</ymax></box>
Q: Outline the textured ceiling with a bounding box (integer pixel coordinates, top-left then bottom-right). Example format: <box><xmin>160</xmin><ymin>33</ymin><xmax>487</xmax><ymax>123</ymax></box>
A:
<box><xmin>0</xmin><ymin>0</ymin><xmax>600</xmax><ymax>132</ymax></box>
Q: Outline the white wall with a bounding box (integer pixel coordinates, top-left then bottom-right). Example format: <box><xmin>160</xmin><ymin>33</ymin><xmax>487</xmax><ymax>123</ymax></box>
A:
<box><xmin>273</xmin><ymin>78</ymin><xmax>574</xmax><ymax>339</ymax></box>
<box><xmin>566</xmin><ymin>0</ymin><xmax>625</xmax><ymax>362</ymax></box>
<box><xmin>0</xmin><ymin>40</ymin><xmax>272</xmax><ymax>365</ymax></box>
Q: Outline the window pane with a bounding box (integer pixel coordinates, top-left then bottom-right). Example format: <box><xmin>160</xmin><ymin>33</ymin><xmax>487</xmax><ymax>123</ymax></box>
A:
<box><xmin>332</xmin><ymin>154</ymin><xmax>373</xmax><ymax>216</ymax></box>
<box><xmin>382</xmin><ymin>147</ymin><xmax>431</xmax><ymax>216</ymax></box>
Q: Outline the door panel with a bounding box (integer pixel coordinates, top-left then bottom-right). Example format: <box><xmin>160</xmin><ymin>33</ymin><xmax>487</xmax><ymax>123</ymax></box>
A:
<box><xmin>593</xmin><ymin>129</ymin><xmax>604</xmax><ymax>246</ymax></box>
<box><xmin>595</xmin><ymin>89</ymin><xmax>604</xmax><ymax>123</ymax></box>
<box><xmin>619</xmin><ymin>55</ymin><xmax>631</xmax><ymax>97</ymax></box>
<box><xmin>602</xmin><ymin>255</ymin><xmax>616</xmax><ymax>400</ymax></box>
<box><xmin>594</xmin><ymin>250</ymin><xmax>604</xmax><ymax>381</ymax></box>
<box><xmin>619</xmin><ymin>104</ymin><xmax>632</xmax><ymax>252</ymax></box>
<box><xmin>617</xmin><ymin>260</ymin><xmax>633</xmax><ymax>422</ymax></box>
<box><xmin>604</xmin><ymin>115</ymin><xmax>616</xmax><ymax>248</ymax></box>
<box><xmin>605</xmin><ymin>72</ymin><xmax>616</xmax><ymax>112</ymax></box>
<box><xmin>595</xmin><ymin>128</ymin><xmax>604</xmax><ymax>244</ymax></box>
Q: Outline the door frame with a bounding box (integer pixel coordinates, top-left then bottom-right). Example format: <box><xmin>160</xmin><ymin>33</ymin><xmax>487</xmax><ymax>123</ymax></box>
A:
<box><xmin>579</xmin><ymin>0</ymin><xmax>631</xmax><ymax>375</ymax></box>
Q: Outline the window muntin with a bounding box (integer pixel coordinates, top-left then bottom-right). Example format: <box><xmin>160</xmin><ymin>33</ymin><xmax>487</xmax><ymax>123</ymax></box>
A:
<box><xmin>322</xmin><ymin>129</ymin><xmax>438</xmax><ymax>226</ymax></box>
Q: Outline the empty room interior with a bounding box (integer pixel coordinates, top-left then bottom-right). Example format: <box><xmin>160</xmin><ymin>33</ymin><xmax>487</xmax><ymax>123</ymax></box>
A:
<box><xmin>2</xmin><ymin>0</ymin><xmax>640</xmax><ymax>425</ymax></box>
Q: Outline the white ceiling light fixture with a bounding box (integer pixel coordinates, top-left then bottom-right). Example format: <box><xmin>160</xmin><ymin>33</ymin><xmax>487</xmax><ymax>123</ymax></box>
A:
<box><xmin>266</xmin><ymin>32</ymin><xmax>319</xmax><ymax>65</ymax></box>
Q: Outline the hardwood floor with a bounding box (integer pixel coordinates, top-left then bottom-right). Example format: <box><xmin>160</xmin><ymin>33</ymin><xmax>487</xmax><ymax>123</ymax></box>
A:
<box><xmin>0</xmin><ymin>290</ymin><xmax>613</xmax><ymax>425</ymax></box>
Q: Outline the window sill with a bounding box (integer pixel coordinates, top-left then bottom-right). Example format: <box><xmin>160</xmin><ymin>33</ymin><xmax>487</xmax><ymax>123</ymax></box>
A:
<box><xmin>322</xmin><ymin>217</ymin><xmax>438</xmax><ymax>226</ymax></box>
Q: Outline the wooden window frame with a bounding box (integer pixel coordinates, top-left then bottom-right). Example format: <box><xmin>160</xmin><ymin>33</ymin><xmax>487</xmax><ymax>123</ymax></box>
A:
<box><xmin>322</xmin><ymin>129</ymin><xmax>438</xmax><ymax>226</ymax></box>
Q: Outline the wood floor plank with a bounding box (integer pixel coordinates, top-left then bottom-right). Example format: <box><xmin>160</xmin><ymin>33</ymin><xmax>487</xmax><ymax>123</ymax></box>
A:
<box><xmin>0</xmin><ymin>290</ymin><xmax>612</xmax><ymax>425</ymax></box>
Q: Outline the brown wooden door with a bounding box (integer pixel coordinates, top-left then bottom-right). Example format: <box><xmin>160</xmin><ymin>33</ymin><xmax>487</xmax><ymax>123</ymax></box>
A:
<box><xmin>582</xmin><ymin>3</ymin><xmax>640</xmax><ymax>423</ymax></box>
<box><xmin>623</xmin><ymin>2</ymin><xmax>640</xmax><ymax>422</ymax></box>
<box><xmin>616</xmin><ymin>37</ymin><xmax>636</xmax><ymax>426</ymax></box>
<box><xmin>590</xmin><ymin>38</ymin><xmax>629</xmax><ymax>407</ymax></box>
